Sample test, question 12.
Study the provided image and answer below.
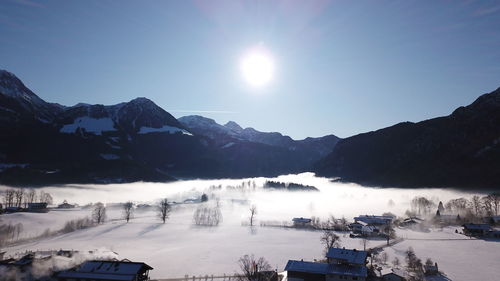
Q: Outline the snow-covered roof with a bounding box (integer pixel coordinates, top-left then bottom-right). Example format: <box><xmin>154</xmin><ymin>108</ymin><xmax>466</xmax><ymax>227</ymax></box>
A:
<box><xmin>292</xmin><ymin>217</ymin><xmax>312</xmax><ymax>223</ymax></box>
<box><xmin>326</xmin><ymin>248</ymin><xmax>368</xmax><ymax>265</ymax></box>
<box><xmin>354</xmin><ymin>215</ymin><xmax>393</xmax><ymax>224</ymax></box>
<box><xmin>285</xmin><ymin>260</ymin><xmax>367</xmax><ymax>277</ymax></box>
<box><xmin>57</xmin><ymin>260</ymin><xmax>153</xmax><ymax>281</ymax></box>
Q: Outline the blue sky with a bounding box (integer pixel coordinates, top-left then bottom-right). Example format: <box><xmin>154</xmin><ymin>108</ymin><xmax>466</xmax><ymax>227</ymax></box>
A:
<box><xmin>1</xmin><ymin>0</ymin><xmax>499</xmax><ymax>139</ymax></box>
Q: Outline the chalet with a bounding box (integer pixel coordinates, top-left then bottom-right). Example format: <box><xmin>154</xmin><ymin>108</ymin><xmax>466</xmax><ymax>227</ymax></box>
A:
<box><xmin>353</xmin><ymin>215</ymin><xmax>393</xmax><ymax>226</ymax></box>
<box><xmin>285</xmin><ymin>247</ymin><xmax>368</xmax><ymax>281</ymax></box>
<box><xmin>380</xmin><ymin>268</ymin><xmax>407</xmax><ymax>281</ymax></box>
<box><xmin>292</xmin><ymin>217</ymin><xmax>312</xmax><ymax>227</ymax></box>
<box><xmin>435</xmin><ymin>212</ymin><xmax>460</xmax><ymax>224</ymax></box>
<box><xmin>349</xmin><ymin>221</ymin><xmax>379</xmax><ymax>236</ymax></box>
<box><xmin>27</xmin><ymin>202</ymin><xmax>49</xmax><ymax>213</ymax></box>
<box><xmin>462</xmin><ymin>223</ymin><xmax>492</xmax><ymax>236</ymax></box>
<box><xmin>483</xmin><ymin>216</ymin><xmax>500</xmax><ymax>225</ymax></box>
<box><xmin>400</xmin><ymin>217</ymin><xmax>423</xmax><ymax>227</ymax></box>
<box><xmin>58</xmin><ymin>200</ymin><xmax>76</xmax><ymax>209</ymax></box>
<box><xmin>57</xmin><ymin>260</ymin><xmax>153</xmax><ymax>281</ymax></box>
<box><xmin>5</xmin><ymin>206</ymin><xmax>23</xmax><ymax>213</ymax></box>
<box><xmin>424</xmin><ymin>263</ymin><xmax>439</xmax><ymax>275</ymax></box>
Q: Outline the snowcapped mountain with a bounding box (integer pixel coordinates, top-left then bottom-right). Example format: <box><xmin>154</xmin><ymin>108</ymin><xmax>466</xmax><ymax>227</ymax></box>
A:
<box><xmin>179</xmin><ymin>115</ymin><xmax>339</xmax><ymax>157</ymax></box>
<box><xmin>0</xmin><ymin>70</ymin><xmax>338</xmax><ymax>185</ymax></box>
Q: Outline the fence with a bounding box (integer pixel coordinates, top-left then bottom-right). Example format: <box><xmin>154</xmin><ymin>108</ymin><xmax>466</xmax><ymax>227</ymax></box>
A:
<box><xmin>153</xmin><ymin>274</ymin><xmax>243</xmax><ymax>281</ymax></box>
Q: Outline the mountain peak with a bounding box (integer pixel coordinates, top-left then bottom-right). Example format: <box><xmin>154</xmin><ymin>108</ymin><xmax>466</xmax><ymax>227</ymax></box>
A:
<box><xmin>224</xmin><ymin>121</ymin><xmax>243</xmax><ymax>133</ymax></box>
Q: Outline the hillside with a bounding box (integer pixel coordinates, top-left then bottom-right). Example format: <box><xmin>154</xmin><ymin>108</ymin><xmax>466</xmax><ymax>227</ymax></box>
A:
<box><xmin>314</xmin><ymin>87</ymin><xmax>500</xmax><ymax>190</ymax></box>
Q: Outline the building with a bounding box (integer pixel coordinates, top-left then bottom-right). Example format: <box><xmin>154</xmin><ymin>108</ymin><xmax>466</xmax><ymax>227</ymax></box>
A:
<box><xmin>462</xmin><ymin>223</ymin><xmax>492</xmax><ymax>236</ymax></box>
<box><xmin>292</xmin><ymin>217</ymin><xmax>312</xmax><ymax>227</ymax></box>
<box><xmin>400</xmin><ymin>217</ymin><xmax>423</xmax><ymax>227</ymax></box>
<box><xmin>284</xmin><ymin>248</ymin><xmax>368</xmax><ymax>281</ymax></box>
<box><xmin>381</xmin><ymin>268</ymin><xmax>407</xmax><ymax>281</ymax></box>
<box><xmin>349</xmin><ymin>221</ymin><xmax>379</xmax><ymax>236</ymax></box>
<box><xmin>58</xmin><ymin>200</ymin><xmax>76</xmax><ymax>209</ymax></box>
<box><xmin>424</xmin><ymin>263</ymin><xmax>439</xmax><ymax>275</ymax></box>
<box><xmin>353</xmin><ymin>215</ymin><xmax>393</xmax><ymax>226</ymax></box>
<box><xmin>57</xmin><ymin>260</ymin><xmax>153</xmax><ymax>281</ymax></box>
<box><xmin>483</xmin><ymin>216</ymin><xmax>500</xmax><ymax>225</ymax></box>
<box><xmin>27</xmin><ymin>202</ymin><xmax>49</xmax><ymax>213</ymax></box>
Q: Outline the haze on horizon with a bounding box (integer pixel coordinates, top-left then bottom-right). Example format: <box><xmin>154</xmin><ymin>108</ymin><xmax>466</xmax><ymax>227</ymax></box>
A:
<box><xmin>0</xmin><ymin>0</ymin><xmax>499</xmax><ymax>139</ymax></box>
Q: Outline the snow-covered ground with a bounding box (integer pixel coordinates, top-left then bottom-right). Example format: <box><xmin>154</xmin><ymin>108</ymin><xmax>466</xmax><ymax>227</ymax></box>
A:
<box><xmin>1</xmin><ymin>173</ymin><xmax>497</xmax><ymax>280</ymax></box>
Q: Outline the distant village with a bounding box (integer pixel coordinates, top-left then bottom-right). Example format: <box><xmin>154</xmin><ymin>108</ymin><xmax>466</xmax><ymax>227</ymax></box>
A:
<box><xmin>0</xmin><ymin>188</ymin><xmax>499</xmax><ymax>281</ymax></box>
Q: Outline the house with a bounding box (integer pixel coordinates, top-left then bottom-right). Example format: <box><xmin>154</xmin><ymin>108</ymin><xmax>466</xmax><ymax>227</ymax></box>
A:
<box><xmin>381</xmin><ymin>268</ymin><xmax>407</xmax><ymax>281</ymax></box>
<box><xmin>424</xmin><ymin>263</ymin><xmax>439</xmax><ymax>275</ymax></box>
<box><xmin>57</xmin><ymin>260</ymin><xmax>153</xmax><ymax>281</ymax></box>
<box><xmin>483</xmin><ymin>216</ymin><xmax>500</xmax><ymax>225</ymax></box>
<box><xmin>462</xmin><ymin>223</ymin><xmax>492</xmax><ymax>236</ymax></box>
<box><xmin>353</xmin><ymin>215</ymin><xmax>393</xmax><ymax>226</ymax></box>
<box><xmin>487</xmin><ymin>230</ymin><xmax>500</xmax><ymax>238</ymax></box>
<box><xmin>58</xmin><ymin>200</ymin><xmax>76</xmax><ymax>209</ymax></box>
<box><xmin>27</xmin><ymin>202</ymin><xmax>49</xmax><ymax>213</ymax></box>
<box><xmin>284</xmin><ymin>248</ymin><xmax>368</xmax><ymax>281</ymax></box>
<box><xmin>400</xmin><ymin>217</ymin><xmax>423</xmax><ymax>227</ymax></box>
<box><xmin>435</xmin><ymin>212</ymin><xmax>460</xmax><ymax>224</ymax></box>
<box><xmin>5</xmin><ymin>206</ymin><xmax>23</xmax><ymax>213</ymax></box>
<box><xmin>349</xmin><ymin>221</ymin><xmax>379</xmax><ymax>236</ymax></box>
<box><xmin>292</xmin><ymin>217</ymin><xmax>312</xmax><ymax>227</ymax></box>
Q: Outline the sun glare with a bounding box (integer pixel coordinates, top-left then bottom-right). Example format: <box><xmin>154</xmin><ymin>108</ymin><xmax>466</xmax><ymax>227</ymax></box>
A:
<box><xmin>240</xmin><ymin>47</ymin><xmax>275</xmax><ymax>87</ymax></box>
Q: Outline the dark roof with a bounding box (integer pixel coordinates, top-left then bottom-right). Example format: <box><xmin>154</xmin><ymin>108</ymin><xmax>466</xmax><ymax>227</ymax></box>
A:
<box><xmin>57</xmin><ymin>260</ymin><xmax>153</xmax><ymax>280</ymax></box>
<box><xmin>462</xmin><ymin>224</ymin><xmax>491</xmax><ymax>230</ymax></box>
<box><xmin>285</xmin><ymin>260</ymin><xmax>367</xmax><ymax>277</ymax></box>
<box><xmin>326</xmin><ymin>248</ymin><xmax>368</xmax><ymax>265</ymax></box>
<box><xmin>292</xmin><ymin>217</ymin><xmax>312</xmax><ymax>223</ymax></box>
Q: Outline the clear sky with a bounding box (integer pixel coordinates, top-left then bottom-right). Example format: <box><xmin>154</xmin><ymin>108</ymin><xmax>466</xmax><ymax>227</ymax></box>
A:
<box><xmin>1</xmin><ymin>0</ymin><xmax>499</xmax><ymax>139</ymax></box>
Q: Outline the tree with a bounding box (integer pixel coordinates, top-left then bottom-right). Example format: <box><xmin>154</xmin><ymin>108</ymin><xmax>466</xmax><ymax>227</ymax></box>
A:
<box><xmin>383</xmin><ymin>224</ymin><xmax>396</xmax><ymax>245</ymax></box>
<box><xmin>158</xmin><ymin>198</ymin><xmax>171</xmax><ymax>223</ymax></box>
<box><xmin>92</xmin><ymin>202</ymin><xmax>107</xmax><ymax>224</ymax></box>
<box><xmin>193</xmin><ymin>206</ymin><xmax>222</xmax><ymax>226</ymax></box>
<box><xmin>249</xmin><ymin>205</ymin><xmax>257</xmax><ymax>226</ymax></box>
<box><xmin>14</xmin><ymin>189</ymin><xmax>24</xmax><ymax>208</ymax></box>
<box><xmin>3</xmin><ymin>189</ymin><xmax>15</xmax><ymax>207</ymax></box>
<box><xmin>392</xmin><ymin>257</ymin><xmax>400</xmax><ymax>268</ymax></box>
<box><xmin>320</xmin><ymin>230</ymin><xmax>340</xmax><ymax>254</ymax></box>
<box><xmin>123</xmin><ymin>201</ymin><xmax>134</xmax><ymax>223</ymax></box>
<box><xmin>201</xmin><ymin>193</ymin><xmax>208</xmax><ymax>202</ymax></box>
<box><xmin>380</xmin><ymin>252</ymin><xmax>388</xmax><ymax>264</ymax></box>
<box><xmin>25</xmin><ymin>189</ymin><xmax>36</xmax><ymax>207</ymax></box>
<box><xmin>360</xmin><ymin>237</ymin><xmax>368</xmax><ymax>251</ymax></box>
<box><xmin>237</xmin><ymin>254</ymin><xmax>272</xmax><ymax>281</ymax></box>
<box><xmin>39</xmin><ymin>191</ymin><xmax>53</xmax><ymax>205</ymax></box>
<box><xmin>471</xmin><ymin>195</ymin><xmax>482</xmax><ymax>217</ymax></box>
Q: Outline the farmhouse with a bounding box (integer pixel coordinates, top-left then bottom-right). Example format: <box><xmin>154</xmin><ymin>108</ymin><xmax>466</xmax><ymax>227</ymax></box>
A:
<box><xmin>57</xmin><ymin>260</ymin><xmax>153</xmax><ymax>281</ymax></box>
<box><xmin>27</xmin><ymin>202</ymin><xmax>49</xmax><ymax>213</ymax></box>
<box><xmin>292</xmin><ymin>217</ymin><xmax>312</xmax><ymax>227</ymax></box>
<box><xmin>285</xmin><ymin>248</ymin><xmax>368</xmax><ymax>281</ymax></box>
<box><xmin>58</xmin><ymin>200</ymin><xmax>76</xmax><ymax>209</ymax></box>
<box><xmin>380</xmin><ymin>268</ymin><xmax>407</xmax><ymax>281</ymax></box>
<box><xmin>353</xmin><ymin>215</ymin><xmax>393</xmax><ymax>226</ymax></box>
<box><xmin>349</xmin><ymin>221</ymin><xmax>379</xmax><ymax>236</ymax></box>
<box><xmin>462</xmin><ymin>223</ymin><xmax>492</xmax><ymax>236</ymax></box>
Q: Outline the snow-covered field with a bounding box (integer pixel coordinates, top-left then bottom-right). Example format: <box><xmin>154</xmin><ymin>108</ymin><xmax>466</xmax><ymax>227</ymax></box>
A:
<box><xmin>1</xmin><ymin>173</ymin><xmax>498</xmax><ymax>280</ymax></box>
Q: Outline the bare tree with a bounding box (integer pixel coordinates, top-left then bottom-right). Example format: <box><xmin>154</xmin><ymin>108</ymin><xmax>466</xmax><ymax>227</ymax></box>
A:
<box><xmin>14</xmin><ymin>189</ymin><xmax>24</xmax><ymax>208</ymax></box>
<box><xmin>360</xmin><ymin>237</ymin><xmax>368</xmax><ymax>251</ymax></box>
<box><xmin>25</xmin><ymin>189</ymin><xmax>36</xmax><ymax>207</ymax></box>
<box><xmin>123</xmin><ymin>201</ymin><xmax>134</xmax><ymax>223</ymax></box>
<box><xmin>471</xmin><ymin>195</ymin><xmax>482</xmax><ymax>217</ymax></box>
<box><xmin>3</xmin><ymin>189</ymin><xmax>15</xmax><ymax>207</ymax></box>
<box><xmin>320</xmin><ymin>229</ymin><xmax>340</xmax><ymax>254</ymax></box>
<box><xmin>39</xmin><ymin>191</ymin><xmax>53</xmax><ymax>205</ymax></box>
<box><xmin>392</xmin><ymin>257</ymin><xmax>400</xmax><ymax>268</ymax></box>
<box><xmin>193</xmin><ymin>205</ymin><xmax>222</xmax><ymax>226</ymax></box>
<box><xmin>158</xmin><ymin>198</ymin><xmax>171</xmax><ymax>223</ymax></box>
<box><xmin>237</xmin><ymin>254</ymin><xmax>272</xmax><ymax>281</ymax></box>
<box><xmin>249</xmin><ymin>205</ymin><xmax>257</xmax><ymax>226</ymax></box>
<box><xmin>92</xmin><ymin>202</ymin><xmax>107</xmax><ymax>224</ymax></box>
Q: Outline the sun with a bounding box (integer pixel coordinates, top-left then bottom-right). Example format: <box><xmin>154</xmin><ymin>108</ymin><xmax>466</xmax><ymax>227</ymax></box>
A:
<box><xmin>240</xmin><ymin>46</ymin><xmax>275</xmax><ymax>87</ymax></box>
